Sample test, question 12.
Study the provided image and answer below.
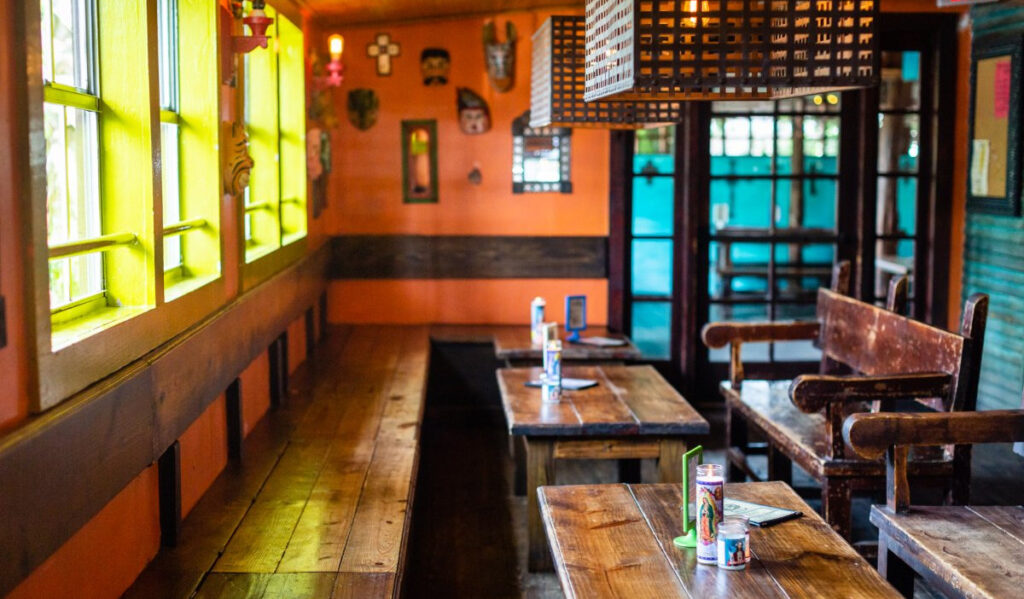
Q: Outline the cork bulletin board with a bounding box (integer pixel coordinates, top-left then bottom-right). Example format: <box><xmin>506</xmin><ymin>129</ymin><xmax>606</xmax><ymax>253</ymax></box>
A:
<box><xmin>968</xmin><ymin>35</ymin><xmax>1023</xmax><ymax>215</ymax></box>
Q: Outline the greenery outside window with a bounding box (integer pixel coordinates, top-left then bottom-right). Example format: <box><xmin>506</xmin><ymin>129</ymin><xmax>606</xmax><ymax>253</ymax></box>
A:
<box><xmin>243</xmin><ymin>4</ymin><xmax>307</xmax><ymax>265</ymax></box>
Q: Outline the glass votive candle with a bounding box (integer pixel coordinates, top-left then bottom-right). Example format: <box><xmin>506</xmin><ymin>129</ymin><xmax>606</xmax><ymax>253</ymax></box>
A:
<box><xmin>717</xmin><ymin>516</ymin><xmax>750</xmax><ymax>570</ymax></box>
<box><xmin>540</xmin><ymin>383</ymin><xmax>561</xmax><ymax>403</ymax></box>
<box><xmin>696</xmin><ymin>463</ymin><xmax>724</xmax><ymax>564</ymax></box>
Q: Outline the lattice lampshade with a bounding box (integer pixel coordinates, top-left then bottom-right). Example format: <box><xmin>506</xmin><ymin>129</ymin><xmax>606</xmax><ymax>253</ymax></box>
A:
<box><xmin>530</xmin><ymin>16</ymin><xmax>683</xmax><ymax>129</ymax></box>
<box><xmin>584</xmin><ymin>0</ymin><xmax>878</xmax><ymax>102</ymax></box>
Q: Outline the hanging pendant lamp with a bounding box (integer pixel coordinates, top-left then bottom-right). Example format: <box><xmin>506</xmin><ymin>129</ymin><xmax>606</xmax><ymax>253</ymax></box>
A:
<box><xmin>583</xmin><ymin>0</ymin><xmax>878</xmax><ymax>102</ymax></box>
<box><xmin>530</xmin><ymin>15</ymin><xmax>682</xmax><ymax>128</ymax></box>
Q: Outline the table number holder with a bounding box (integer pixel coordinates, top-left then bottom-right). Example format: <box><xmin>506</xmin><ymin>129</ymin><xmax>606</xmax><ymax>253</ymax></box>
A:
<box><xmin>674</xmin><ymin>445</ymin><xmax>703</xmax><ymax>549</ymax></box>
<box><xmin>564</xmin><ymin>295</ymin><xmax>587</xmax><ymax>342</ymax></box>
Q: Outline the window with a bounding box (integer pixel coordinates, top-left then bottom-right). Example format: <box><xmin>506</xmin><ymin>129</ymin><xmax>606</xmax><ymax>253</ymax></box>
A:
<box><xmin>158</xmin><ymin>0</ymin><xmax>182</xmax><ymax>273</ymax></box>
<box><xmin>158</xmin><ymin>0</ymin><xmax>221</xmax><ymax>299</ymax></box>
<box><xmin>41</xmin><ymin>0</ymin><xmax>104</xmax><ymax>313</ymax></box>
<box><xmin>243</xmin><ymin>5</ymin><xmax>307</xmax><ymax>264</ymax></box>
<box><xmin>33</xmin><ymin>0</ymin><xmax>224</xmax><ymax>409</ymax></box>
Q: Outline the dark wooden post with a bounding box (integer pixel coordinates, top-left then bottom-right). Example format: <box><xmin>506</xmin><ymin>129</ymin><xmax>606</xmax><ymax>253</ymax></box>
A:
<box><xmin>319</xmin><ymin>292</ymin><xmax>328</xmax><ymax>342</ymax></box>
<box><xmin>226</xmin><ymin>378</ymin><xmax>243</xmax><ymax>462</ymax></box>
<box><xmin>158</xmin><ymin>441</ymin><xmax>182</xmax><ymax>547</ymax></box>
<box><xmin>305</xmin><ymin>306</ymin><xmax>316</xmax><ymax>358</ymax></box>
<box><xmin>269</xmin><ymin>332</ymin><xmax>288</xmax><ymax>408</ymax></box>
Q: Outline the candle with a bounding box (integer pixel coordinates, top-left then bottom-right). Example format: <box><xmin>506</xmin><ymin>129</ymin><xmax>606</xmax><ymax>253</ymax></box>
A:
<box><xmin>696</xmin><ymin>463</ymin><xmax>724</xmax><ymax>564</ymax></box>
<box><xmin>542</xmin><ymin>339</ymin><xmax>562</xmax><ymax>402</ymax></box>
<box><xmin>717</xmin><ymin>516</ymin><xmax>750</xmax><ymax>570</ymax></box>
<box><xmin>530</xmin><ymin>297</ymin><xmax>546</xmax><ymax>344</ymax></box>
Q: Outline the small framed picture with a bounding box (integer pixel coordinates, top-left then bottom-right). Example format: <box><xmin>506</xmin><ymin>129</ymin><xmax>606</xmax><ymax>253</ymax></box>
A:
<box><xmin>674</xmin><ymin>445</ymin><xmax>704</xmax><ymax>549</ymax></box>
<box><xmin>565</xmin><ymin>295</ymin><xmax>587</xmax><ymax>341</ymax></box>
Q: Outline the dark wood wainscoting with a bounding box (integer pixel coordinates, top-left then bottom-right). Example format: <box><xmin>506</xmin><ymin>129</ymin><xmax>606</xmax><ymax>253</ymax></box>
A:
<box><xmin>330</xmin><ymin>235</ymin><xmax>608</xmax><ymax>279</ymax></box>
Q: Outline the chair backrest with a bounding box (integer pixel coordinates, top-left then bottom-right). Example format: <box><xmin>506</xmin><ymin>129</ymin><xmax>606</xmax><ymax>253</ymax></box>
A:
<box><xmin>815</xmin><ymin>290</ymin><xmax>989</xmax><ymax>413</ymax></box>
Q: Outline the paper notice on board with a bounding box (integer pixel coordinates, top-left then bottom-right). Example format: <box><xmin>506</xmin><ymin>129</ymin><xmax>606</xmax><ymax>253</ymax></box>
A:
<box><xmin>971</xmin><ymin>139</ymin><xmax>990</xmax><ymax>196</ymax></box>
<box><xmin>995</xmin><ymin>61</ymin><xmax>1011</xmax><ymax>119</ymax></box>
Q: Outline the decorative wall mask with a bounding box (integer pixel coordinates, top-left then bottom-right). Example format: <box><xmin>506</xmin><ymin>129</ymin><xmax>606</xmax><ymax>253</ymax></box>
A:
<box><xmin>482</xmin><ymin>20</ymin><xmax>517</xmax><ymax>93</ymax></box>
<box><xmin>402</xmin><ymin>120</ymin><xmax>439</xmax><ymax>203</ymax></box>
<box><xmin>456</xmin><ymin>87</ymin><xmax>491</xmax><ymax>135</ymax></box>
<box><xmin>468</xmin><ymin>163</ymin><xmax>482</xmax><ymax>186</ymax></box>
<box><xmin>367</xmin><ymin>33</ymin><xmax>400</xmax><ymax>76</ymax></box>
<box><xmin>421</xmin><ymin>48</ymin><xmax>451</xmax><ymax>86</ymax></box>
<box><xmin>307</xmin><ymin>127</ymin><xmax>331</xmax><ymax>217</ymax></box>
<box><xmin>347</xmin><ymin>89</ymin><xmax>380</xmax><ymax>130</ymax></box>
<box><xmin>223</xmin><ymin>121</ymin><xmax>254</xmax><ymax>196</ymax></box>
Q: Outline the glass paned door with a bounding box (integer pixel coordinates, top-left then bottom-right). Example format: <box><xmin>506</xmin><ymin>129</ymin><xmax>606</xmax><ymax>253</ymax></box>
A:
<box><xmin>708</xmin><ymin>97</ymin><xmax>842</xmax><ymax>366</ymax></box>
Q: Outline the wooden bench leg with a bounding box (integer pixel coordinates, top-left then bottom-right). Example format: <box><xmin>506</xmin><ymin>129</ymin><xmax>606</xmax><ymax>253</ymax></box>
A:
<box><xmin>726</xmin><ymin>403</ymin><xmax>748</xmax><ymax>482</ymax></box>
<box><xmin>878</xmin><ymin>534</ymin><xmax>915</xmax><ymax>598</ymax></box>
<box><xmin>527</xmin><ymin>438</ymin><xmax>555</xmax><ymax>572</ymax></box>
<box><xmin>513</xmin><ymin>435</ymin><xmax>527</xmax><ymax>497</ymax></box>
<box><xmin>822</xmin><ymin>477</ymin><xmax>852</xmax><ymax>540</ymax></box>
<box><xmin>767</xmin><ymin>445</ymin><xmax>791</xmax><ymax>485</ymax></box>
<box><xmin>657</xmin><ymin>439</ymin><xmax>686</xmax><ymax>484</ymax></box>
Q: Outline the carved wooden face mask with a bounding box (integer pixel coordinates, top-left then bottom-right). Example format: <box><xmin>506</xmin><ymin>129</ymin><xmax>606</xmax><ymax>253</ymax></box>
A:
<box><xmin>482</xmin><ymin>21</ymin><xmax>516</xmax><ymax>93</ymax></box>
<box><xmin>223</xmin><ymin>121</ymin><xmax>254</xmax><ymax>196</ymax></box>
<box><xmin>347</xmin><ymin>89</ymin><xmax>380</xmax><ymax>130</ymax></box>
<box><xmin>456</xmin><ymin>87</ymin><xmax>491</xmax><ymax>135</ymax></box>
<box><xmin>421</xmin><ymin>48</ymin><xmax>450</xmax><ymax>86</ymax></box>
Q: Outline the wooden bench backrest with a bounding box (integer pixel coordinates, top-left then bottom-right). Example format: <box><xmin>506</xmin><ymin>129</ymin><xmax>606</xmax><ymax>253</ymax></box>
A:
<box><xmin>816</xmin><ymin>290</ymin><xmax>989</xmax><ymax>413</ymax></box>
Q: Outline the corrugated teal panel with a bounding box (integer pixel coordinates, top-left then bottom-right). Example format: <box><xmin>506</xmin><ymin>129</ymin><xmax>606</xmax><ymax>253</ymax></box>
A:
<box><xmin>964</xmin><ymin>208</ymin><xmax>1024</xmax><ymax>410</ymax></box>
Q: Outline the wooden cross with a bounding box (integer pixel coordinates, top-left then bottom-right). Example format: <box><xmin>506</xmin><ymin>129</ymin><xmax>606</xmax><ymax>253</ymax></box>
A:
<box><xmin>366</xmin><ymin>33</ymin><xmax>400</xmax><ymax>76</ymax></box>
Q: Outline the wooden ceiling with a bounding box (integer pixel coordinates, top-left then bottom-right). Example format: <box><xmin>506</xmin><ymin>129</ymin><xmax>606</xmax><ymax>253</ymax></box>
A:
<box><xmin>299</xmin><ymin>0</ymin><xmax>582</xmax><ymax>27</ymax></box>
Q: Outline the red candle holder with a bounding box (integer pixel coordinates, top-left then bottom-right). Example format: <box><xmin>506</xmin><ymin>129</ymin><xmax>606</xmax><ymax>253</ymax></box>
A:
<box><xmin>233</xmin><ymin>12</ymin><xmax>274</xmax><ymax>54</ymax></box>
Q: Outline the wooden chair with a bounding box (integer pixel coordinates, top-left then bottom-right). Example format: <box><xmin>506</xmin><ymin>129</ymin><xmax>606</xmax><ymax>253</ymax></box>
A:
<box><xmin>702</xmin><ymin>262</ymin><xmax>989</xmax><ymax>539</ymax></box>
<box><xmin>844</xmin><ymin>409</ymin><xmax>1024</xmax><ymax>598</ymax></box>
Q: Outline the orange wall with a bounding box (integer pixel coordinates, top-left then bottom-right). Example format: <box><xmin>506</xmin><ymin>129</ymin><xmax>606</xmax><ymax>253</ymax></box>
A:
<box><xmin>240</xmin><ymin>351</ymin><xmax>271</xmax><ymax>437</ymax></box>
<box><xmin>318</xmin><ymin>9</ymin><xmax>610</xmax><ymax>324</ymax></box>
<box><xmin>0</xmin><ymin>0</ymin><xmax>32</xmax><ymax>431</ymax></box>
<box><xmin>320</xmin><ymin>10</ymin><xmax>608</xmax><ymax>236</ymax></box>
<box><xmin>8</xmin><ymin>465</ymin><xmax>161</xmax><ymax>599</ymax></box>
<box><xmin>179</xmin><ymin>393</ymin><xmax>229</xmax><ymax>517</ymax></box>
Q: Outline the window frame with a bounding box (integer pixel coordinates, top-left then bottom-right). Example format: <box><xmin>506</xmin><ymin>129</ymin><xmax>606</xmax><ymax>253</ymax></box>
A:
<box><xmin>26</xmin><ymin>0</ymin><xmax>226</xmax><ymax>411</ymax></box>
<box><xmin>239</xmin><ymin>3</ymin><xmax>308</xmax><ymax>291</ymax></box>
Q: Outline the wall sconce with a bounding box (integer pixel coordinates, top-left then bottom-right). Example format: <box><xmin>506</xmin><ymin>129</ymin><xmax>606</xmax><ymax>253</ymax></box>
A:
<box><xmin>232</xmin><ymin>0</ymin><xmax>274</xmax><ymax>54</ymax></box>
<box><xmin>314</xmin><ymin>34</ymin><xmax>345</xmax><ymax>90</ymax></box>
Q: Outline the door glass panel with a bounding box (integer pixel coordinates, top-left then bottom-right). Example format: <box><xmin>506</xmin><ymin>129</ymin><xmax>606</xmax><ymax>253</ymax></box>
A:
<box><xmin>877</xmin><ymin>114</ymin><xmax>919</xmax><ymax>173</ymax></box>
<box><xmin>773</xmin><ymin>180</ymin><xmax>838</xmax><ymax>230</ymax></box>
<box><xmin>876</xmin><ymin>177</ymin><xmax>918</xmax><ymax>236</ymax></box>
<box><xmin>632</xmin><ymin>239</ymin><xmax>673</xmax><ymax>296</ymax></box>
<box><xmin>633</xmin><ymin>177</ymin><xmax>674</xmax><ymax>236</ymax></box>
<box><xmin>879</xmin><ymin>50</ymin><xmax>921</xmax><ymax>111</ymax></box>
<box><xmin>709</xmin><ymin>241</ymin><xmax>771</xmax><ymax>299</ymax></box>
<box><xmin>632</xmin><ymin>301</ymin><xmax>671</xmax><ymax>360</ymax></box>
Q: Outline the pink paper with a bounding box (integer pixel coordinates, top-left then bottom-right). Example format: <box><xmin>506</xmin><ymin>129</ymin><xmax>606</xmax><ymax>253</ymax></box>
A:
<box><xmin>995</xmin><ymin>61</ymin><xmax>1011</xmax><ymax>119</ymax></box>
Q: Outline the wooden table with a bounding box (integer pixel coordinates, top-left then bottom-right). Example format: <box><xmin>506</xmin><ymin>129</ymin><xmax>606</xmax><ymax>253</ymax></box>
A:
<box><xmin>492</xmin><ymin>326</ymin><xmax>642</xmax><ymax>363</ymax></box>
<box><xmin>497</xmin><ymin>365</ymin><xmax>709</xmax><ymax>571</ymax></box>
<box><xmin>872</xmin><ymin>504</ymin><xmax>1024</xmax><ymax>599</ymax></box>
<box><xmin>539</xmin><ymin>481</ymin><xmax>901</xmax><ymax>598</ymax></box>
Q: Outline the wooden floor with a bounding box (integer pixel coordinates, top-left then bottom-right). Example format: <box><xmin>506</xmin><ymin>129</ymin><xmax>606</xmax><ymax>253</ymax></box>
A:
<box><xmin>123</xmin><ymin>327</ymin><xmax>1024</xmax><ymax>598</ymax></box>
<box><xmin>124</xmin><ymin>326</ymin><xmax>429</xmax><ymax>599</ymax></box>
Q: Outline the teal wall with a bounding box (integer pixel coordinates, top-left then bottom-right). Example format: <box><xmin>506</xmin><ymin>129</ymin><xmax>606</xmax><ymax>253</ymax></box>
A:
<box><xmin>964</xmin><ymin>2</ymin><xmax>1024</xmax><ymax>409</ymax></box>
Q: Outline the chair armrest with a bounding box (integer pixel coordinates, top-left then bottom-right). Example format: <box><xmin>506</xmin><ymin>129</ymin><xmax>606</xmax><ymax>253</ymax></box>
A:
<box><xmin>843</xmin><ymin>410</ymin><xmax>1024</xmax><ymax>461</ymax></box>
<box><xmin>700</xmin><ymin>321</ymin><xmax>820</xmax><ymax>349</ymax></box>
<box><xmin>790</xmin><ymin>372</ymin><xmax>952</xmax><ymax>414</ymax></box>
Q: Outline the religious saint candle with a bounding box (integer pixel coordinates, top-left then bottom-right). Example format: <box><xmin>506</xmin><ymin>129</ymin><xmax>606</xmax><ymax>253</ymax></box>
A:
<box><xmin>696</xmin><ymin>463</ymin><xmax>724</xmax><ymax>564</ymax></box>
<box><xmin>717</xmin><ymin>516</ymin><xmax>750</xmax><ymax>570</ymax></box>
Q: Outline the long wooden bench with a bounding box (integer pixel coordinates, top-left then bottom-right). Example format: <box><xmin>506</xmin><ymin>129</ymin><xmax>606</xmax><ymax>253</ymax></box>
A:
<box><xmin>702</xmin><ymin>262</ymin><xmax>989</xmax><ymax>540</ymax></box>
<box><xmin>124</xmin><ymin>325</ymin><xmax>430</xmax><ymax>599</ymax></box>
<box><xmin>844</xmin><ymin>409</ymin><xmax>1024</xmax><ymax>599</ymax></box>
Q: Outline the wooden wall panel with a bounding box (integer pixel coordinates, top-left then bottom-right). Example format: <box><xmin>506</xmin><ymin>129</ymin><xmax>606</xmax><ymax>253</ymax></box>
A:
<box><xmin>331</xmin><ymin>235</ymin><xmax>608</xmax><ymax>279</ymax></box>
